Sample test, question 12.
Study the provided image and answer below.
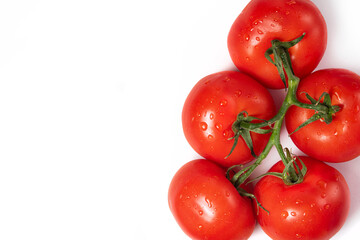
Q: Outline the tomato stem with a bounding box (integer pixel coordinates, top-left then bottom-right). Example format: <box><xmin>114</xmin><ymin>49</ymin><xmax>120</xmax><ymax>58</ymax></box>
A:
<box><xmin>228</xmin><ymin>33</ymin><xmax>340</xmax><ymax>187</ymax></box>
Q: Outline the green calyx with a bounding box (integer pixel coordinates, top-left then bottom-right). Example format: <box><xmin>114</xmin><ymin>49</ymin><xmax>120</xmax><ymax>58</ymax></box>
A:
<box><xmin>226</xmin><ymin>111</ymin><xmax>272</xmax><ymax>159</ymax></box>
<box><xmin>289</xmin><ymin>92</ymin><xmax>341</xmax><ymax>135</ymax></box>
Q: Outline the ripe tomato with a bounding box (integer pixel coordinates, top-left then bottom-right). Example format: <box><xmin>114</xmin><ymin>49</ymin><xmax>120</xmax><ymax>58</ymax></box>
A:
<box><xmin>168</xmin><ymin>159</ymin><xmax>255</xmax><ymax>240</ymax></box>
<box><xmin>285</xmin><ymin>69</ymin><xmax>360</xmax><ymax>162</ymax></box>
<box><xmin>228</xmin><ymin>0</ymin><xmax>327</xmax><ymax>89</ymax></box>
<box><xmin>254</xmin><ymin>157</ymin><xmax>350</xmax><ymax>240</ymax></box>
<box><xmin>182</xmin><ymin>71</ymin><xmax>276</xmax><ymax>167</ymax></box>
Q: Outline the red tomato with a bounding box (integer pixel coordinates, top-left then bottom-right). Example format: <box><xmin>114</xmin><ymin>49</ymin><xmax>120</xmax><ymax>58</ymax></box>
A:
<box><xmin>228</xmin><ymin>0</ymin><xmax>327</xmax><ymax>89</ymax></box>
<box><xmin>182</xmin><ymin>71</ymin><xmax>276</xmax><ymax>167</ymax></box>
<box><xmin>285</xmin><ymin>69</ymin><xmax>360</xmax><ymax>162</ymax></box>
<box><xmin>168</xmin><ymin>159</ymin><xmax>255</xmax><ymax>240</ymax></box>
<box><xmin>254</xmin><ymin>157</ymin><xmax>350</xmax><ymax>240</ymax></box>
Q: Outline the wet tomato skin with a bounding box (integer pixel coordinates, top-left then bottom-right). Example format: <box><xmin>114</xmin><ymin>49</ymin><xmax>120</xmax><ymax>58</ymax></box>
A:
<box><xmin>285</xmin><ymin>69</ymin><xmax>360</xmax><ymax>162</ymax></box>
<box><xmin>182</xmin><ymin>71</ymin><xmax>276</xmax><ymax>167</ymax></box>
<box><xmin>168</xmin><ymin>159</ymin><xmax>255</xmax><ymax>240</ymax></box>
<box><xmin>254</xmin><ymin>157</ymin><xmax>350</xmax><ymax>240</ymax></box>
<box><xmin>228</xmin><ymin>0</ymin><xmax>327</xmax><ymax>89</ymax></box>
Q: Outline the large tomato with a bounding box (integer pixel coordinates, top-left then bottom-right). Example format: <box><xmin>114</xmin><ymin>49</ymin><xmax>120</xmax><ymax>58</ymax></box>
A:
<box><xmin>228</xmin><ymin>0</ymin><xmax>327</xmax><ymax>89</ymax></box>
<box><xmin>286</xmin><ymin>69</ymin><xmax>360</xmax><ymax>162</ymax></box>
<box><xmin>254</xmin><ymin>157</ymin><xmax>350</xmax><ymax>240</ymax></box>
<box><xmin>182</xmin><ymin>71</ymin><xmax>276</xmax><ymax>167</ymax></box>
<box><xmin>168</xmin><ymin>159</ymin><xmax>255</xmax><ymax>240</ymax></box>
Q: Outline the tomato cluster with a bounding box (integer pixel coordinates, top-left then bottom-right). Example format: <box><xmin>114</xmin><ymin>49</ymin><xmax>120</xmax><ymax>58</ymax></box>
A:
<box><xmin>169</xmin><ymin>0</ymin><xmax>359</xmax><ymax>239</ymax></box>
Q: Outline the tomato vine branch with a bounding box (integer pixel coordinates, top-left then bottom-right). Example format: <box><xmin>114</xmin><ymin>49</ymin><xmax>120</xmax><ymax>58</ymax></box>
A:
<box><xmin>228</xmin><ymin>33</ymin><xmax>340</xmax><ymax>189</ymax></box>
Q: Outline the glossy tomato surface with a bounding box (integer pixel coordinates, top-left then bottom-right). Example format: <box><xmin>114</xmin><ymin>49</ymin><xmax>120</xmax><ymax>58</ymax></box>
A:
<box><xmin>168</xmin><ymin>159</ymin><xmax>255</xmax><ymax>240</ymax></box>
<box><xmin>228</xmin><ymin>0</ymin><xmax>327</xmax><ymax>89</ymax></box>
<box><xmin>286</xmin><ymin>69</ymin><xmax>360</xmax><ymax>162</ymax></box>
<box><xmin>254</xmin><ymin>157</ymin><xmax>350</xmax><ymax>240</ymax></box>
<box><xmin>182</xmin><ymin>71</ymin><xmax>276</xmax><ymax>167</ymax></box>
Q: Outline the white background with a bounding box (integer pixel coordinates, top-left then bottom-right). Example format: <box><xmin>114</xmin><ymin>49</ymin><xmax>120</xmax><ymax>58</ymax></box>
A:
<box><xmin>0</xmin><ymin>0</ymin><xmax>359</xmax><ymax>239</ymax></box>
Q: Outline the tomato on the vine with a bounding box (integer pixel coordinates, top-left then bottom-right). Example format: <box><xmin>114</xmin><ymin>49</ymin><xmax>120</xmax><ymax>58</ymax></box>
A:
<box><xmin>254</xmin><ymin>157</ymin><xmax>350</xmax><ymax>240</ymax></box>
<box><xmin>182</xmin><ymin>71</ymin><xmax>276</xmax><ymax>167</ymax></box>
<box><xmin>228</xmin><ymin>0</ymin><xmax>327</xmax><ymax>89</ymax></box>
<box><xmin>286</xmin><ymin>68</ymin><xmax>360</xmax><ymax>162</ymax></box>
<box><xmin>168</xmin><ymin>159</ymin><xmax>255</xmax><ymax>240</ymax></box>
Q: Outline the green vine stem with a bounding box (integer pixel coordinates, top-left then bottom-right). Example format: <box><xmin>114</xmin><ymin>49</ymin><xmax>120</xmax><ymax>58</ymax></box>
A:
<box><xmin>228</xmin><ymin>33</ymin><xmax>340</xmax><ymax>187</ymax></box>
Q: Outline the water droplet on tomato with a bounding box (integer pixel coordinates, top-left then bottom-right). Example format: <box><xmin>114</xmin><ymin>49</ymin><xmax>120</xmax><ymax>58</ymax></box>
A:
<box><xmin>321</xmin><ymin>193</ymin><xmax>326</xmax><ymax>198</ymax></box>
<box><xmin>245</xmin><ymin>57</ymin><xmax>250</xmax><ymax>61</ymax></box>
<box><xmin>215</xmin><ymin>123</ymin><xmax>223</xmax><ymax>131</ymax></box>
<box><xmin>198</xmin><ymin>225</ymin><xmax>203</xmax><ymax>229</ymax></box>
<box><xmin>225</xmin><ymin>191</ymin><xmax>230</xmax><ymax>197</ymax></box>
<box><xmin>317</xmin><ymin>180</ymin><xmax>327</xmax><ymax>190</ymax></box>
<box><xmin>200</xmin><ymin>122</ymin><xmax>208</xmax><ymax>131</ymax></box>
<box><xmin>256</xmin><ymin>37</ymin><xmax>260</xmax><ymax>41</ymax></box>
<box><xmin>334</xmin><ymin>131</ymin><xmax>338</xmax><ymax>136</ymax></box>
<box><xmin>224</xmin><ymin>77</ymin><xmax>231</xmax><ymax>82</ymax></box>
<box><xmin>223</xmin><ymin>130</ymin><xmax>233</xmax><ymax>139</ymax></box>
<box><xmin>208</xmin><ymin>134</ymin><xmax>213</xmax><ymax>140</ymax></box>
<box><xmin>205</xmin><ymin>198</ymin><xmax>213</xmax><ymax>208</ymax></box>
<box><xmin>295</xmin><ymin>199</ymin><xmax>303</xmax><ymax>205</ymax></box>
<box><xmin>295</xmin><ymin>233</ymin><xmax>302</xmax><ymax>239</ymax></box>
<box><xmin>333</xmin><ymin>91</ymin><xmax>341</xmax><ymax>101</ymax></box>
<box><xmin>281</xmin><ymin>211</ymin><xmax>288</xmax><ymax>218</ymax></box>
<box><xmin>310</xmin><ymin>203</ymin><xmax>315</xmax><ymax>208</ymax></box>
<box><xmin>257</xmin><ymin>29</ymin><xmax>263</xmax><ymax>34</ymax></box>
<box><xmin>291</xmin><ymin>212</ymin><xmax>296</xmax><ymax>216</ymax></box>
<box><xmin>253</xmin><ymin>19</ymin><xmax>263</xmax><ymax>25</ymax></box>
<box><xmin>324</xmin><ymin>204</ymin><xmax>330</xmax><ymax>210</ymax></box>
<box><xmin>220</xmin><ymin>99</ymin><xmax>228</xmax><ymax>106</ymax></box>
<box><xmin>245</xmin><ymin>35</ymin><xmax>250</xmax><ymax>41</ymax></box>
<box><xmin>234</xmin><ymin>90</ymin><xmax>242</xmax><ymax>97</ymax></box>
<box><xmin>335</xmin><ymin>175</ymin><xmax>340</xmax><ymax>182</ymax></box>
<box><xmin>209</xmin><ymin>113</ymin><xmax>214</xmax><ymax>120</ymax></box>
<box><xmin>199</xmin><ymin>210</ymin><xmax>203</xmax><ymax>216</ymax></box>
